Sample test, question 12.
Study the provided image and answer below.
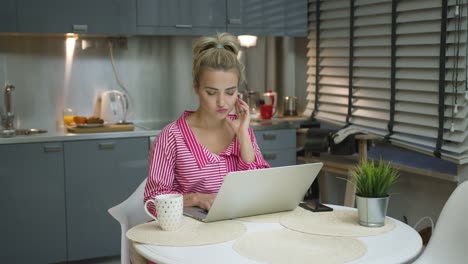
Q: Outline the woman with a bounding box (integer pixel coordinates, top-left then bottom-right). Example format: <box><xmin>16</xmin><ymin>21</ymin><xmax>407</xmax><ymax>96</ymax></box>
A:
<box><xmin>144</xmin><ymin>33</ymin><xmax>270</xmax><ymax>214</ymax></box>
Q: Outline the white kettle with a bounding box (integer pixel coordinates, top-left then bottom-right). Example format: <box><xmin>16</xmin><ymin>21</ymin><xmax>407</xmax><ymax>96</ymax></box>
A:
<box><xmin>100</xmin><ymin>90</ymin><xmax>129</xmax><ymax>124</ymax></box>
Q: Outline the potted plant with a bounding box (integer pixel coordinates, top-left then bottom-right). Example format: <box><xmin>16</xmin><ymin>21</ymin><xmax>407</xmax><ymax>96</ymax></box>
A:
<box><xmin>349</xmin><ymin>158</ymin><xmax>399</xmax><ymax>227</ymax></box>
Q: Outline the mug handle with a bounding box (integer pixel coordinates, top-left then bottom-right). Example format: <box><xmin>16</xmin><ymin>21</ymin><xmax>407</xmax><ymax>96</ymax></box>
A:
<box><xmin>144</xmin><ymin>200</ymin><xmax>158</xmax><ymax>221</ymax></box>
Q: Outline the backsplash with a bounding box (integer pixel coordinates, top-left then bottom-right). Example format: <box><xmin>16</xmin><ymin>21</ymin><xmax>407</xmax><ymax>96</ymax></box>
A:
<box><xmin>0</xmin><ymin>35</ymin><xmax>199</xmax><ymax>131</ymax></box>
<box><xmin>0</xmin><ymin>35</ymin><xmax>307</xmax><ymax>132</ymax></box>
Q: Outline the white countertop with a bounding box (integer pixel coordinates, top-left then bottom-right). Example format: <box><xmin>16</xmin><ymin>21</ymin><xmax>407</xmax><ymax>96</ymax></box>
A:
<box><xmin>0</xmin><ymin>124</ymin><xmax>164</xmax><ymax>145</ymax></box>
<box><xmin>0</xmin><ymin>117</ymin><xmax>315</xmax><ymax>145</ymax></box>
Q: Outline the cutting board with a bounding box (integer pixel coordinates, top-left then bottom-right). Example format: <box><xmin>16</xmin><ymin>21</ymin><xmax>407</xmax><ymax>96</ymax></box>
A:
<box><xmin>67</xmin><ymin>124</ymin><xmax>134</xmax><ymax>133</ymax></box>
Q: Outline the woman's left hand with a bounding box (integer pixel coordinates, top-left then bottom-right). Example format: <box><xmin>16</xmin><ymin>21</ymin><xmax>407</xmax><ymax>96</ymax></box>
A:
<box><xmin>226</xmin><ymin>98</ymin><xmax>250</xmax><ymax>135</ymax></box>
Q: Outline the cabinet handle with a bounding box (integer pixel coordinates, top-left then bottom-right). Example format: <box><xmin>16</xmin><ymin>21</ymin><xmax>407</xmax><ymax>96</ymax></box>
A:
<box><xmin>99</xmin><ymin>142</ymin><xmax>115</xmax><ymax>150</ymax></box>
<box><xmin>262</xmin><ymin>134</ymin><xmax>277</xmax><ymax>140</ymax></box>
<box><xmin>72</xmin><ymin>24</ymin><xmax>88</xmax><ymax>33</ymax></box>
<box><xmin>175</xmin><ymin>24</ymin><xmax>193</xmax><ymax>28</ymax></box>
<box><xmin>228</xmin><ymin>18</ymin><xmax>241</xmax><ymax>25</ymax></box>
<box><xmin>264</xmin><ymin>153</ymin><xmax>277</xmax><ymax>160</ymax></box>
<box><xmin>44</xmin><ymin>146</ymin><xmax>63</xmax><ymax>153</ymax></box>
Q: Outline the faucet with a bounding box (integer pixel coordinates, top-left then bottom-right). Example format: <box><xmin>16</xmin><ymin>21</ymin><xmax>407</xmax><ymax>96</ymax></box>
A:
<box><xmin>1</xmin><ymin>83</ymin><xmax>15</xmax><ymax>131</ymax></box>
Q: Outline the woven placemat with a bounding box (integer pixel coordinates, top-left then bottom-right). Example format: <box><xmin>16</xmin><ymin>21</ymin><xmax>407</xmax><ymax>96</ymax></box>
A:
<box><xmin>233</xmin><ymin>229</ymin><xmax>367</xmax><ymax>264</ymax></box>
<box><xmin>127</xmin><ymin>216</ymin><xmax>246</xmax><ymax>246</ymax></box>
<box><xmin>280</xmin><ymin>208</ymin><xmax>395</xmax><ymax>237</ymax></box>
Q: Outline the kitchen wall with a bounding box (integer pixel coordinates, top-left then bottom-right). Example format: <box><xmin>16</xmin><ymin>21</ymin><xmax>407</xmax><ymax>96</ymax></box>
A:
<box><xmin>0</xmin><ymin>35</ymin><xmax>308</xmax><ymax>131</ymax></box>
<box><xmin>0</xmin><ymin>35</ymin><xmax>193</xmax><ymax>130</ymax></box>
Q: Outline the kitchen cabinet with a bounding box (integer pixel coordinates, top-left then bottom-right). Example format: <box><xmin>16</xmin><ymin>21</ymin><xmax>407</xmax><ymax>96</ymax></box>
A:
<box><xmin>285</xmin><ymin>0</ymin><xmax>308</xmax><ymax>36</ymax></box>
<box><xmin>64</xmin><ymin>137</ymin><xmax>149</xmax><ymax>261</ymax></box>
<box><xmin>0</xmin><ymin>0</ymin><xmax>17</xmax><ymax>32</ymax></box>
<box><xmin>227</xmin><ymin>0</ymin><xmax>264</xmax><ymax>35</ymax></box>
<box><xmin>0</xmin><ymin>142</ymin><xmax>67</xmax><ymax>263</ymax></box>
<box><xmin>2</xmin><ymin>0</ymin><xmax>306</xmax><ymax>36</ymax></box>
<box><xmin>17</xmin><ymin>0</ymin><xmax>136</xmax><ymax>35</ymax></box>
<box><xmin>254</xmin><ymin>128</ymin><xmax>296</xmax><ymax>167</ymax></box>
<box><xmin>227</xmin><ymin>0</ymin><xmax>307</xmax><ymax>36</ymax></box>
<box><xmin>0</xmin><ymin>136</ymin><xmax>150</xmax><ymax>262</ymax></box>
<box><xmin>137</xmin><ymin>0</ymin><xmax>226</xmax><ymax>36</ymax></box>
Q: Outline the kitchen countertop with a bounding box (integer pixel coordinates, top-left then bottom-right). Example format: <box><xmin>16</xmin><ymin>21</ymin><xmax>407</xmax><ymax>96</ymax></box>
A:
<box><xmin>0</xmin><ymin>117</ymin><xmax>315</xmax><ymax>145</ymax></box>
<box><xmin>0</xmin><ymin>123</ymin><xmax>165</xmax><ymax>145</ymax></box>
<box><xmin>250</xmin><ymin>116</ymin><xmax>315</xmax><ymax>130</ymax></box>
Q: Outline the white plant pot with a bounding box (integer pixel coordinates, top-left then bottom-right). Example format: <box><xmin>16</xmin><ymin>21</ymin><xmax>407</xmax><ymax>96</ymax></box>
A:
<box><xmin>355</xmin><ymin>195</ymin><xmax>389</xmax><ymax>227</ymax></box>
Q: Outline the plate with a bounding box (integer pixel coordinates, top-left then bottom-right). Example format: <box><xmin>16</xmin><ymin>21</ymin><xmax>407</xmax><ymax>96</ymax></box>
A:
<box><xmin>76</xmin><ymin>123</ymin><xmax>104</xmax><ymax>128</ymax></box>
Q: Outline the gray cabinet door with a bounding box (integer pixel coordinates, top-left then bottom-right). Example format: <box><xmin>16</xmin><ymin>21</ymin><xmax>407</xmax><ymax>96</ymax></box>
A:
<box><xmin>286</xmin><ymin>0</ymin><xmax>308</xmax><ymax>36</ymax></box>
<box><xmin>0</xmin><ymin>142</ymin><xmax>67</xmax><ymax>263</ymax></box>
<box><xmin>227</xmin><ymin>0</ymin><xmax>264</xmax><ymax>35</ymax></box>
<box><xmin>263</xmin><ymin>0</ymin><xmax>285</xmax><ymax>35</ymax></box>
<box><xmin>262</xmin><ymin>148</ymin><xmax>297</xmax><ymax>167</ymax></box>
<box><xmin>64</xmin><ymin>137</ymin><xmax>148</xmax><ymax>261</ymax></box>
<box><xmin>137</xmin><ymin>0</ymin><xmax>226</xmax><ymax>35</ymax></box>
<box><xmin>0</xmin><ymin>0</ymin><xmax>17</xmax><ymax>32</ymax></box>
<box><xmin>227</xmin><ymin>0</ymin><xmax>307</xmax><ymax>36</ymax></box>
<box><xmin>254</xmin><ymin>129</ymin><xmax>297</xmax><ymax>167</ymax></box>
<box><xmin>17</xmin><ymin>0</ymin><xmax>136</xmax><ymax>34</ymax></box>
<box><xmin>227</xmin><ymin>0</ymin><xmax>285</xmax><ymax>36</ymax></box>
<box><xmin>254</xmin><ymin>129</ymin><xmax>296</xmax><ymax>150</ymax></box>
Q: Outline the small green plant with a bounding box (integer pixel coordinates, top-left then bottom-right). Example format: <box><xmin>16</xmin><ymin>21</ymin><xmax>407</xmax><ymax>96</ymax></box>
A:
<box><xmin>350</xmin><ymin>158</ymin><xmax>399</xmax><ymax>198</ymax></box>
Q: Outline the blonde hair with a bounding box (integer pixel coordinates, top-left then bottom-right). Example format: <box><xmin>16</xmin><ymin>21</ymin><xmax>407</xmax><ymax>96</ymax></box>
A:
<box><xmin>192</xmin><ymin>32</ymin><xmax>245</xmax><ymax>89</ymax></box>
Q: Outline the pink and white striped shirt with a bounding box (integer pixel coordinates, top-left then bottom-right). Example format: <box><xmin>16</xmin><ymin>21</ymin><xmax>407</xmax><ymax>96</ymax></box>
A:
<box><xmin>144</xmin><ymin>111</ymin><xmax>270</xmax><ymax>215</ymax></box>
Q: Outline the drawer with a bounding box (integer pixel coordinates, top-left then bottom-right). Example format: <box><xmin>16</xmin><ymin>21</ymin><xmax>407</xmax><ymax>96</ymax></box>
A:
<box><xmin>254</xmin><ymin>129</ymin><xmax>296</xmax><ymax>150</ymax></box>
<box><xmin>261</xmin><ymin>147</ymin><xmax>297</xmax><ymax>167</ymax></box>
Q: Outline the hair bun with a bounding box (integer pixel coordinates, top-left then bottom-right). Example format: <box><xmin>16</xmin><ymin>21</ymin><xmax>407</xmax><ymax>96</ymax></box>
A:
<box><xmin>192</xmin><ymin>32</ymin><xmax>245</xmax><ymax>88</ymax></box>
<box><xmin>217</xmin><ymin>33</ymin><xmax>240</xmax><ymax>55</ymax></box>
<box><xmin>193</xmin><ymin>33</ymin><xmax>240</xmax><ymax>57</ymax></box>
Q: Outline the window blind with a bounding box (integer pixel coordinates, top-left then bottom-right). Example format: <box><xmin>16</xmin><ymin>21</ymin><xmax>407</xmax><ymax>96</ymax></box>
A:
<box><xmin>306</xmin><ymin>0</ymin><xmax>468</xmax><ymax>164</ymax></box>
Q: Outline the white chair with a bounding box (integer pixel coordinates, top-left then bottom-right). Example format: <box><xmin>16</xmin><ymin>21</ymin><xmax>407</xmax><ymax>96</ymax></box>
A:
<box><xmin>412</xmin><ymin>181</ymin><xmax>468</xmax><ymax>264</ymax></box>
<box><xmin>108</xmin><ymin>178</ymin><xmax>151</xmax><ymax>264</ymax></box>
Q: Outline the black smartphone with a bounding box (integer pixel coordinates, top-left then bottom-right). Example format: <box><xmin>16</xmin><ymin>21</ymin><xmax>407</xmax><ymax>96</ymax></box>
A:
<box><xmin>299</xmin><ymin>200</ymin><xmax>333</xmax><ymax>212</ymax></box>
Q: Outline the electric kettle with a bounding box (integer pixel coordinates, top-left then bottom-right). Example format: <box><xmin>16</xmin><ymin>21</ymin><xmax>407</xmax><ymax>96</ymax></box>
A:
<box><xmin>100</xmin><ymin>90</ymin><xmax>129</xmax><ymax>124</ymax></box>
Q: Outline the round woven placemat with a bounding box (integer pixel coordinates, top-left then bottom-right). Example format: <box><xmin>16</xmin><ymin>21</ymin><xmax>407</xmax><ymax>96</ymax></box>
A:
<box><xmin>280</xmin><ymin>208</ymin><xmax>395</xmax><ymax>237</ymax></box>
<box><xmin>126</xmin><ymin>216</ymin><xmax>246</xmax><ymax>246</ymax></box>
<box><xmin>233</xmin><ymin>228</ymin><xmax>367</xmax><ymax>264</ymax></box>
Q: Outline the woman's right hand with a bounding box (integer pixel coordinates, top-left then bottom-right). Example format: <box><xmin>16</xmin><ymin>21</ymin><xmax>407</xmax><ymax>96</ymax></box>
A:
<box><xmin>184</xmin><ymin>193</ymin><xmax>217</xmax><ymax>210</ymax></box>
<box><xmin>226</xmin><ymin>98</ymin><xmax>250</xmax><ymax>136</ymax></box>
<box><xmin>196</xmin><ymin>193</ymin><xmax>217</xmax><ymax>210</ymax></box>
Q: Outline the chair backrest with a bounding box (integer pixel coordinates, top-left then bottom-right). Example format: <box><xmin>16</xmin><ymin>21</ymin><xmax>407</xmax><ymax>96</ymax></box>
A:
<box><xmin>108</xmin><ymin>178</ymin><xmax>151</xmax><ymax>264</ymax></box>
<box><xmin>413</xmin><ymin>181</ymin><xmax>468</xmax><ymax>264</ymax></box>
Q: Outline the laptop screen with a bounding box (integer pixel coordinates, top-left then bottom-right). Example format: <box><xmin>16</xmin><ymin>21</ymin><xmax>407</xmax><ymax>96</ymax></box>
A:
<box><xmin>184</xmin><ymin>163</ymin><xmax>323</xmax><ymax>222</ymax></box>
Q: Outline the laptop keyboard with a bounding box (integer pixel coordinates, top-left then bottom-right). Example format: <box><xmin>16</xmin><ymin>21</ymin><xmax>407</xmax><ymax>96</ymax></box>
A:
<box><xmin>198</xmin><ymin>209</ymin><xmax>209</xmax><ymax>215</ymax></box>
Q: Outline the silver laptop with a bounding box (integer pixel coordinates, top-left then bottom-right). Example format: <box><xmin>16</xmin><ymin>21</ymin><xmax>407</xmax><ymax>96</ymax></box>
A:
<box><xmin>183</xmin><ymin>162</ymin><xmax>323</xmax><ymax>222</ymax></box>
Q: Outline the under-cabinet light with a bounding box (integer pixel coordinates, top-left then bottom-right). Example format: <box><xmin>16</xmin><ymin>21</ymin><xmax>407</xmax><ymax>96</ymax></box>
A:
<box><xmin>238</xmin><ymin>35</ymin><xmax>258</xmax><ymax>48</ymax></box>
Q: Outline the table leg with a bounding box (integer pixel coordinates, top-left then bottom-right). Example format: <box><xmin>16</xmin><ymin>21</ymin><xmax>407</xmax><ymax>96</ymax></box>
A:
<box><xmin>344</xmin><ymin>168</ymin><xmax>357</xmax><ymax>207</ymax></box>
<box><xmin>130</xmin><ymin>241</ymin><xmax>148</xmax><ymax>264</ymax></box>
<box><xmin>344</xmin><ymin>134</ymin><xmax>376</xmax><ymax>207</ymax></box>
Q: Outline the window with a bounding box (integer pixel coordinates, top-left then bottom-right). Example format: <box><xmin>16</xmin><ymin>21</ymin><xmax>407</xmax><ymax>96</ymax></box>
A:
<box><xmin>306</xmin><ymin>0</ymin><xmax>468</xmax><ymax>164</ymax></box>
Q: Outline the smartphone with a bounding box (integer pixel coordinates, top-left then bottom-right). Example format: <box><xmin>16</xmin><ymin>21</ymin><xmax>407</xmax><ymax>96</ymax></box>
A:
<box><xmin>299</xmin><ymin>200</ymin><xmax>333</xmax><ymax>212</ymax></box>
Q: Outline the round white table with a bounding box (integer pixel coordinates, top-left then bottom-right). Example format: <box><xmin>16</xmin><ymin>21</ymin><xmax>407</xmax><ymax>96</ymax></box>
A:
<box><xmin>133</xmin><ymin>205</ymin><xmax>423</xmax><ymax>264</ymax></box>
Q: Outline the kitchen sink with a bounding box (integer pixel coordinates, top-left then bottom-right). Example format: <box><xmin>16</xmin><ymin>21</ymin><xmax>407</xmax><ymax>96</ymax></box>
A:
<box><xmin>15</xmin><ymin>129</ymin><xmax>48</xmax><ymax>135</ymax></box>
<box><xmin>0</xmin><ymin>128</ymin><xmax>48</xmax><ymax>137</ymax></box>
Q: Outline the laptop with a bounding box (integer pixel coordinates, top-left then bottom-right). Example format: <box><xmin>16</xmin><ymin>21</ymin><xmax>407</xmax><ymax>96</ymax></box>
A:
<box><xmin>183</xmin><ymin>162</ymin><xmax>323</xmax><ymax>222</ymax></box>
